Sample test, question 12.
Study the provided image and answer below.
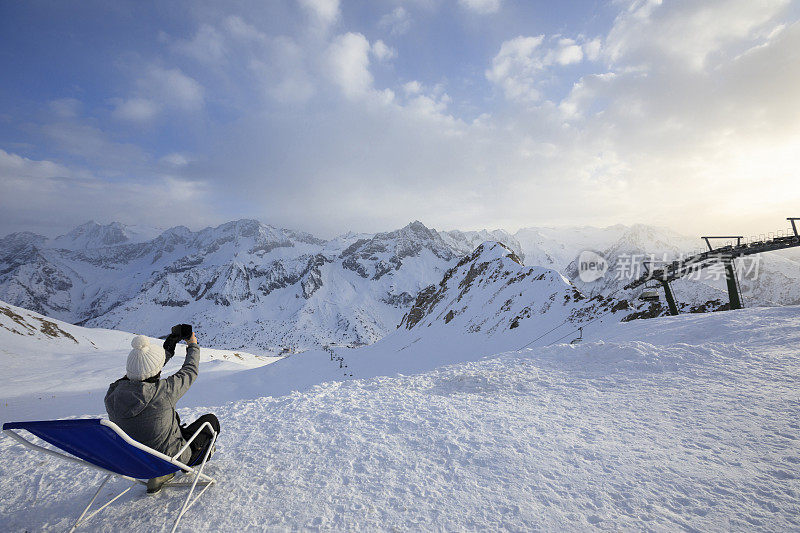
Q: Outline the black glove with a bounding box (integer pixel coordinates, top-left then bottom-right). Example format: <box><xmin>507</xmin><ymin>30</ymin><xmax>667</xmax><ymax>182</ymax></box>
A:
<box><xmin>164</xmin><ymin>324</ymin><xmax>192</xmax><ymax>363</ymax></box>
<box><xmin>163</xmin><ymin>334</ymin><xmax>179</xmax><ymax>358</ymax></box>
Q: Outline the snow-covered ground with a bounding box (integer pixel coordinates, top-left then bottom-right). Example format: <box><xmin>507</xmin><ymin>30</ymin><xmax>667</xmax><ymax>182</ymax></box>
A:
<box><xmin>2</xmin><ymin>303</ymin><xmax>800</xmax><ymax>531</ymax></box>
<box><xmin>0</xmin><ymin>300</ymin><xmax>281</xmax><ymax>420</ymax></box>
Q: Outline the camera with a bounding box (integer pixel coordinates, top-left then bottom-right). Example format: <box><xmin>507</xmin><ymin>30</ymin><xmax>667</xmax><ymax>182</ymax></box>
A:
<box><xmin>171</xmin><ymin>324</ymin><xmax>193</xmax><ymax>341</ymax></box>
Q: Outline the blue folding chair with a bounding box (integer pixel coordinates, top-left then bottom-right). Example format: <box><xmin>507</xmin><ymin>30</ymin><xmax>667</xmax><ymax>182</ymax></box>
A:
<box><xmin>2</xmin><ymin>418</ymin><xmax>217</xmax><ymax>532</ymax></box>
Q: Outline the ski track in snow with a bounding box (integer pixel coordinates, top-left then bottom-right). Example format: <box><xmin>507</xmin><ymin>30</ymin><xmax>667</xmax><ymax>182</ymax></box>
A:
<box><xmin>2</xmin><ymin>314</ymin><xmax>800</xmax><ymax>532</ymax></box>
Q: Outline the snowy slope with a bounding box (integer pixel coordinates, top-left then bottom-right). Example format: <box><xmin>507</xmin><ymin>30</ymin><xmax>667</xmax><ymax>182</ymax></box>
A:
<box><xmin>0</xmin><ymin>300</ymin><xmax>280</xmax><ymax>420</ymax></box>
<box><xmin>396</xmin><ymin>241</ymin><xmax>621</xmax><ymax>335</ymax></box>
<box><xmin>66</xmin><ymin>242</ymin><xmax>640</xmax><ymax>404</ymax></box>
<box><xmin>737</xmin><ymin>249</ymin><xmax>800</xmax><ymax>306</ymax></box>
<box><xmin>1</xmin><ymin>305</ymin><xmax>800</xmax><ymax>531</ymax></box>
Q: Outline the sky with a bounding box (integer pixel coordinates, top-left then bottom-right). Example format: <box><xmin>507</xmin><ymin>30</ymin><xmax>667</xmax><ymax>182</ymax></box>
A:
<box><xmin>1</xmin><ymin>0</ymin><xmax>799</xmax><ymax>239</ymax></box>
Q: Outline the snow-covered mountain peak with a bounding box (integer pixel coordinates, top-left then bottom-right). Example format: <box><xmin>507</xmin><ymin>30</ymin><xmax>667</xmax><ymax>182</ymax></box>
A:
<box><xmin>612</xmin><ymin>224</ymin><xmax>700</xmax><ymax>254</ymax></box>
<box><xmin>469</xmin><ymin>241</ymin><xmax>523</xmax><ymax>266</ymax></box>
<box><xmin>191</xmin><ymin>218</ymin><xmax>326</xmax><ymax>254</ymax></box>
<box><xmin>0</xmin><ymin>231</ymin><xmax>47</xmax><ymax>255</ymax></box>
<box><xmin>339</xmin><ymin>220</ymin><xmax>456</xmax><ymax>281</ymax></box>
<box><xmin>389</xmin><ymin>220</ymin><xmax>451</xmax><ymax>256</ymax></box>
<box><xmin>399</xmin><ymin>239</ymin><xmax>601</xmax><ymax>335</ymax></box>
<box><xmin>156</xmin><ymin>225</ymin><xmax>193</xmax><ymax>242</ymax></box>
<box><xmin>51</xmin><ymin>220</ymin><xmax>135</xmax><ymax>249</ymax></box>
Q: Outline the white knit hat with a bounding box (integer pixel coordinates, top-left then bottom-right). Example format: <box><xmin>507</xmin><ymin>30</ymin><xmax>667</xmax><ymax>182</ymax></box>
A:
<box><xmin>126</xmin><ymin>335</ymin><xmax>165</xmax><ymax>381</ymax></box>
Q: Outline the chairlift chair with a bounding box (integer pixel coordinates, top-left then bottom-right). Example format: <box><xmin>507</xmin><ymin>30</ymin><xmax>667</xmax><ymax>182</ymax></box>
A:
<box><xmin>570</xmin><ymin>327</ymin><xmax>583</xmax><ymax>344</ymax></box>
<box><xmin>639</xmin><ymin>280</ymin><xmax>660</xmax><ymax>302</ymax></box>
<box><xmin>639</xmin><ymin>290</ymin><xmax>659</xmax><ymax>301</ymax></box>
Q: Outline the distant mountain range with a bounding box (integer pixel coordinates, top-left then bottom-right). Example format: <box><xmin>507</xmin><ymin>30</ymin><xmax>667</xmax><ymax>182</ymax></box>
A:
<box><xmin>1</xmin><ymin>219</ymin><xmax>798</xmax><ymax>353</ymax></box>
<box><xmin>396</xmin><ymin>241</ymin><xmax>631</xmax><ymax>346</ymax></box>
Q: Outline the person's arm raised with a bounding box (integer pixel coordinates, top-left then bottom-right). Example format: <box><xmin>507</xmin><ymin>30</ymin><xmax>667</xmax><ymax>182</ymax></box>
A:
<box><xmin>162</xmin><ymin>332</ymin><xmax>200</xmax><ymax>405</ymax></box>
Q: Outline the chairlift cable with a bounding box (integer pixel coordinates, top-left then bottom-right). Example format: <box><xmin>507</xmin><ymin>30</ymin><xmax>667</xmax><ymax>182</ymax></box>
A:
<box><xmin>545</xmin><ymin>293</ymin><xmax>631</xmax><ymax>347</ymax></box>
<box><xmin>517</xmin><ymin>283</ymin><xmax>631</xmax><ymax>351</ymax></box>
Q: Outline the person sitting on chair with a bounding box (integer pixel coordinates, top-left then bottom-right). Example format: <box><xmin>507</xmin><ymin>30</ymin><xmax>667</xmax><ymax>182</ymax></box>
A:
<box><xmin>105</xmin><ymin>324</ymin><xmax>220</xmax><ymax>493</ymax></box>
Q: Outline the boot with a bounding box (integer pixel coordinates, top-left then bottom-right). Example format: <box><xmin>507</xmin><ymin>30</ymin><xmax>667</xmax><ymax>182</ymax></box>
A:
<box><xmin>146</xmin><ymin>472</ymin><xmax>175</xmax><ymax>494</ymax></box>
<box><xmin>195</xmin><ymin>442</ymin><xmax>216</xmax><ymax>464</ymax></box>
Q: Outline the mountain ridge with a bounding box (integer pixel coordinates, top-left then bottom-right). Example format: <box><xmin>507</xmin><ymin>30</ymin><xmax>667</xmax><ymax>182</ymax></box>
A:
<box><xmin>1</xmin><ymin>218</ymin><xmax>798</xmax><ymax>352</ymax></box>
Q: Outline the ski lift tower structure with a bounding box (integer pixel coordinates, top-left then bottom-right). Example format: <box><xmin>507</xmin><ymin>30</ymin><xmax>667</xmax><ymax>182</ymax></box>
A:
<box><xmin>624</xmin><ymin>217</ymin><xmax>800</xmax><ymax>316</ymax></box>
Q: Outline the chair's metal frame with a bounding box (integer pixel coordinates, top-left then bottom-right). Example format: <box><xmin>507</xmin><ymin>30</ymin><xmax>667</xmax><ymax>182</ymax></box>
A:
<box><xmin>3</xmin><ymin>419</ymin><xmax>217</xmax><ymax>533</ymax></box>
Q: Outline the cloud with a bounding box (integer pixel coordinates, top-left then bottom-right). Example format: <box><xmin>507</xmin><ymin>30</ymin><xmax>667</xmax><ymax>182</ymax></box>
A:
<box><xmin>539</xmin><ymin>6</ymin><xmax>800</xmax><ymax>232</ymax></box>
<box><xmin>485</xmin><ymin>35</ymin><xmax>545</xmax><ymax>102</ymax></box>
<box><xmin>371</xmin><ymin>40</ymin><xmax>396</xmax><ymax>62</ymax></box>
<box><xmin>0</xmin><ymin>148</ymin><xmax>75</xmax><ymax>180</ymax></box>
<box><xmin>245</xmin><ymin>0</ymin><xmax>798</xmax><ymax>236</ymax></box>
<box><xmin>172</xmin><ymin>23</ymin><xmax>227</xmax><ymax>63</ymax></box>
<box><xmin>378</xmin><ymin>7</ymin><xmax>411</xmax><ymax>36</ymax></box>
<box><xmin>6</xmin><ymin>0</ymin><xmax>799</xmax><ymax>239</ymax></box>
<box><xmin>584</xmin><ymin>38</ymin><xmax>602</xmax><ymax>61</ymax></box>
<box><xmin>458</xmin><ymin>0</ymin><xmax>502</xmax><ymax>15</ymax></box>
<box><xmin>142</xmin><ymin>66</ymin><xmax>204</xmax><ymax>111</ymax></box>
<box><xmin>223</xmin><ymin>15</ymin><xmax>268</xmax><ymax>45</ymax></box>
<box><xmin>0</xmin><ymin>148</ymin><xmax>216</xmax><ymax>237</ymax></box>
<box><xmin>557</xmin><ymin>72</ymin><xmax>615</xmax><ymax>118</ymax></box>
<box><xmin>405</xmin><ymin>92</ymin><xmax>451</xmax><ymax>117</ymax></box>
<box><xmin>554</xmin><ymin>38</ymin><xmax>583</xmax><ymax>65</ymax></box>
<box><xmin>403</xmin><ymin>80</ymin><xmax>422</xmax><ymax>95</ymax></box>
<box><xmin>160</xmin><ymin>152</ymin><xmax>192</xmax><ymax>167</ymax></box>
<box><xmin>299</xmin><ymin>0</ymin><xmax>340</xmax><ymax>34</ymax></box>
<box><xmin>260</xmin><ymin>37</ymin><xmax>316</xmax><ymax>103</ymax></box>
<box><xmin>112</xmin><ymin>98</ymin><xmax>159</xmax><ymax>122</ymax></box>
<box><xmin>486</xmin><ymin>35</ymin><xmax>602</xmax><ymax>102</ymax></box>
<box><xmin>604</xmin><ymin>0</ymin><xmax>790</xmax><ymax>69</ymax></box>
<box><xmin>49</xmin><ymin>98</ymin><xmax>82</xmax><ymax>119</ymax></box>
<box><xmin>324</xmin><ymin>32</ymin><xmax>374</xmax><ymax>99</ymax></box>
<box><xmin>41</xmin><ymin>120</ymin><xmax>147</xmax><ymax>169</ymax></box>
<box><xmin>110</xmin><ymin>65</ymin><xmax>205</xmax><ymax>123</ymax></box>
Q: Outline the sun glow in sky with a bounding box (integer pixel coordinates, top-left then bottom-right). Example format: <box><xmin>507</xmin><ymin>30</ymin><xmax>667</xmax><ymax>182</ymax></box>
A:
<box><xmin>1</xmin><ymin>0</ymin><xmax>799</xmax><ymax>238</ymax></box>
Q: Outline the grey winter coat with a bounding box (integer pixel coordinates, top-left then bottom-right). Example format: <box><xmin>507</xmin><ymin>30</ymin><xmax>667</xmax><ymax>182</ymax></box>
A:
<box><xmin>104</xmin><ymin>343</ymin><xmax>200</xmax><ymax>463</ymax></box>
